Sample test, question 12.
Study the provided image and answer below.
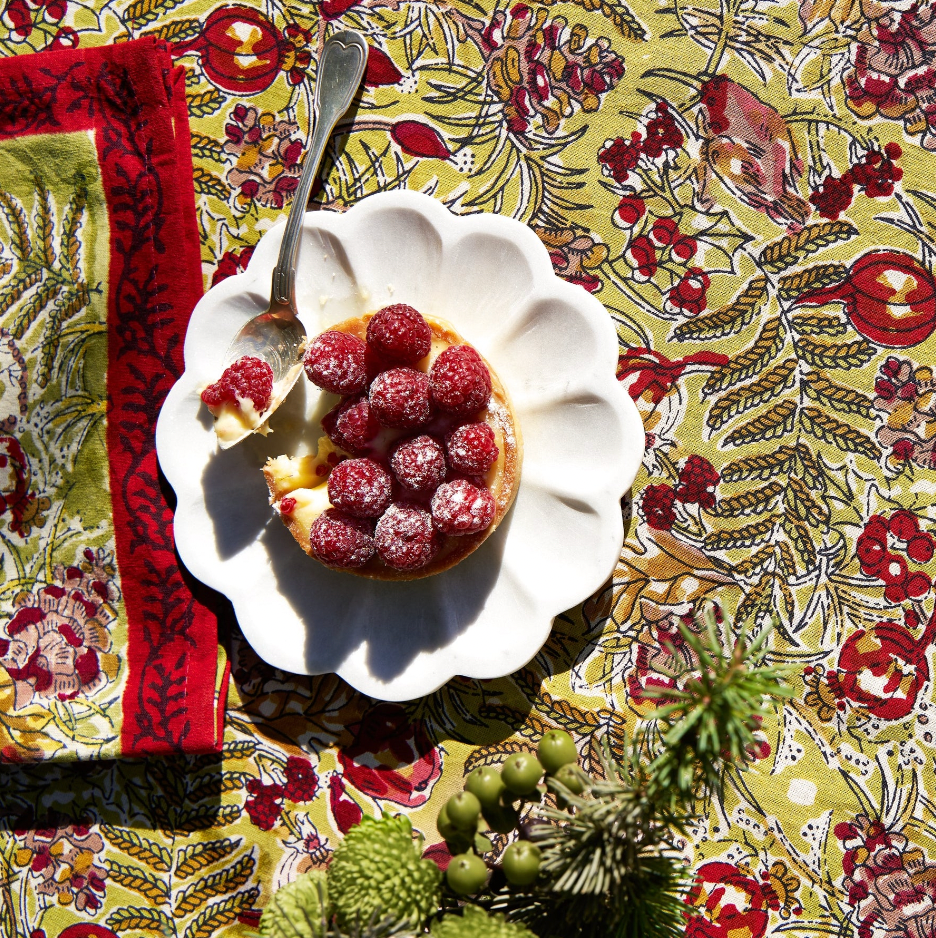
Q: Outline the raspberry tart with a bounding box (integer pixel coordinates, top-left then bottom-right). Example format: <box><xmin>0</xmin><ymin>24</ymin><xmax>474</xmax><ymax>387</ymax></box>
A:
<box><xmin>263</xmin><ymin>304</ymin><xmax>521</xmax><ymax>580</ymax></box>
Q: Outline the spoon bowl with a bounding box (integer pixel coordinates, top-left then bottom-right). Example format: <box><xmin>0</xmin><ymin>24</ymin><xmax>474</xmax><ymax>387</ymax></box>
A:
<box><xmin>214</xmin><ymin>30</ymin><xmax>368</xmax><ymax>449</ymax></box>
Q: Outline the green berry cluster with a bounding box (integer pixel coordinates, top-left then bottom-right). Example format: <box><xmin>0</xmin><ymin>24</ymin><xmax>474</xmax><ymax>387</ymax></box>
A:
<box><xmin>438</xmin><ymin>731</ymin><xmax>581</xmax><ymax>897</ymax></box>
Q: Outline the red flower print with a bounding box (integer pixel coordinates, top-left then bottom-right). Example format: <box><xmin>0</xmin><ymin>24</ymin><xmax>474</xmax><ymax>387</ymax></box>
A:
<box><xmin>328</xmin><ymin>774</ymin><xmax>363</xmax><ymax>834</ymax></box>
<box><xmin>830</xmin><ymin>607</ymin><xmax>936</xmax><ymax>720</ymax></box>
<box><xmin>617</xmin><ymin>348</ymin><xmax>729</xmax><ymax>405</ymax></box>
<box><xmin>174</xmin><ymin>6</ymin><xmax>283</xmax><ymax>95</ymax></box>
<box><xmin>390</xmin><ymin>120</ymin><xmax>451</xmax><ymax>160</ymax></box>
<box><xmin>365</xmin><ymin>45</ymin><xmax>403</xmax><ymax>86</ymax></box>
<box><xmin>792</xmin><ymin>250</ymin><xmax>936</xmax><ymax>348</ymax></box>
<box><xmin>686</xmin><ymin>861</ymin><xmax>770</xmax><ymax>938</ymax></box>
<box><xmin>836</xmin><ymin>816</ymin><xmax>936</xmax><ymax>936</ymax></box>
<box><xmin>211</xmin><ymin>245</ymin><xmax>255</xmax><ymax>286</ymax></box>
<box><xmin>338</xmin><ymin>703</ymin><xmax>442</xmax><ymax>808</ymax></box>
<box><xmin>473</xmin><ymin>5</ymin><xmax>624</xmax><ymax>137</ymax></box>
<box><xmin>13</xmin><ymin>821</ymin><xmax>108</xmax><ymax>912</ymax></box>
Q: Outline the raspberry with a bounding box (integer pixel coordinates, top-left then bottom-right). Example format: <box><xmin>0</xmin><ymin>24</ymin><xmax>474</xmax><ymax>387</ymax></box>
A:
<box><xmin>642</xmin><ymin>484</ymin><xmax>676</xmax><ymax>530</ymax></box>
<box><xmin>366</xmin><ymin>304</ymin><xmax>432</xmax><ymax>364</ymax></box>
<box><xmin>284</xmin><ymin>756</ymin><xmax>318</xmax><ymax>802</ymax></box>
<box><xmin>908</xmin><ymin>534</ymin><xmax>935</xmax><ymax>563</ymax></box>
<box><xmin>375</xmin><ymin>504</ymin><xmax>442</xmax><ymax>570</ymax></box>
<box><xmin>391</xmin><ymin>435</ymin><xmax>447</xmax><ymax>493</ymax></box>
<box><xmin>369</xmin><ymin>367</ymin><xmax>432</xmax><ymax>429</ymax></box>
<box><xmin>280</xmin><ymin>497</ymin><xmax>297</xmax><ymax>515</ymax></box>
<box><xmin>327</xmin><ymin>458</ymin><xmax>392</xmax><ymax>518</ymax></box>
<box><xmin>446</xmin><ymin>423</ymin><xmax>499</xmax><ymax>475</ymax></box>
<box><xmin>431</xmin><ymin>479</ymin><xmax>496</xmax><ymax>536</ymax></box>
<box><xmin>429</xmin><ymin>346</ymin><xmax>491</xmax><ymax>417</ymax></box>
<box><xmin>321</xmin><ymin>395</ymin><xmax>380</xmax><ymax>455</ymax></box>
<box><xmin>309</xmin><ymin>509</ymin><xmax>376</xmax><ymax>568</ymax></box>
<box><xmin>889</xmin><ymin>510</ymin><xmax>919</xmax><ymax>541</ymax></box>
<box><xmin>303</xmin><ymin>331</ymin><xmax>367</xmax><ymax>394</ymax></box>
<box><xmin>201</xmin><ymin>356</ymin><xmax>273</xmax><ymax>412</ymax></box>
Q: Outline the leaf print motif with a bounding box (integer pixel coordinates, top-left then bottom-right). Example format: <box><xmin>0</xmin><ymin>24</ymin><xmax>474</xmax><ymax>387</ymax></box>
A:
<box><xmin>800</xmin><ymin>406</ymin><xmax>880</xmax><ymax>460</ymax></box>
<box><xmin>714</xmin><ymin>480</ymin><xmax>785</xmax><ymax>517</ymax></box>
<box><xmin>707</xmin><ymin>358</ymin><xmax>796</xmax><ymax>429</ymax></box>
<box><xmin>175</xmin><ymin>838</ymin><xmax>242</xmax><ymax>879</ymax></box>
<box><xmin>759</xmin><ymin>220</ymin><xmax>859</xmax><ymax>272</ymax></box>
<box><xmin>703</xmin><ymin>317</ymin><xmax>785</xmax><ymax>394</ymax></box>
<box><xmin>723</xmin><ymin>398</ymin><xmax>796</xmax><ymax>446</ymax></box>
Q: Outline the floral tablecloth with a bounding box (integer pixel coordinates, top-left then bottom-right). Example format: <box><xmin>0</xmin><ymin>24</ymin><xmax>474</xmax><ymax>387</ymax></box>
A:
<box><xmin>3</xmin><ymin>0</ymin><xmax>936</xmax><ymax>934</ymax></box>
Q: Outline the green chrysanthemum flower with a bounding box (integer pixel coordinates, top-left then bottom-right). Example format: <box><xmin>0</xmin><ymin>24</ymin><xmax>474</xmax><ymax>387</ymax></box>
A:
<box><xmin>431</xmin><ymin>906</ymin><xmax>536</xmax><ymax>938</ymax></box>
<box><xmin>328</xmin><ymin>813</ymin><xmax>441</xmax><ymax>929</ymax></box>
<box><xmin>260</xmin><ymin>870</ymin><xmax>329</xmax><ymax>938</ymax></box>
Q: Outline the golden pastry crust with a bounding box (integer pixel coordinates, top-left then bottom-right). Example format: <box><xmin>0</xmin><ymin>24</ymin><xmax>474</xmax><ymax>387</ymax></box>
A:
<box><xmin>263</xmin><ymin>312</ymin><xmax>522</xmax><ymax>580</ymax></box>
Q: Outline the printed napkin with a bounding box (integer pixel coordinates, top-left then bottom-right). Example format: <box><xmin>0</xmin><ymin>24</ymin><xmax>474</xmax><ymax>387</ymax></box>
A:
<box><xmin>0</xmin><ymin>38</ymin><xmax>227</xmax><ymax>761</ymax></box>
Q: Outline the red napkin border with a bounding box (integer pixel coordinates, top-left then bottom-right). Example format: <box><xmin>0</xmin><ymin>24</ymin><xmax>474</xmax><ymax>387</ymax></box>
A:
<box><xmin>0</xmin><ymin>39</ymin><xmax>227</xmax><ymax>756</ymax></box>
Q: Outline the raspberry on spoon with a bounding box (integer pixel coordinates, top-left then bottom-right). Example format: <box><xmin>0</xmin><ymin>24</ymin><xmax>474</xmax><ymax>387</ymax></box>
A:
<box><xmin>431</xmin><ymin>478</ymin><xmax>496</xmax><ymax>536</ymax></box>
<box><xmin>310</xmin><ymin>508</ymin><xmax>375</xmax><ymax>568</ymax></box>
<box><xmin>375</xmin><ymin>504</ymin><xmax>442</xmax><ymax>570</ymax></box>
<box><xmin>321</xmin><ymin>394</ymin><xmax>381</xmax><ymax>455</ymax></box>
<box><xmin>201</xmin><ymin>356</ymin><xmax>274</xmax><ymax>412</ymax></box>
<box><xmin>366</xmin><ymin>304</ymin><xmax>432</xmax><ymax>364</ymax></box>
<box><xmin>369</xmin><ymin>367</ymin><xmax>433</xmax><ymax>429</ymax></box>
<box><xmin>303</xmin><ymin>331</ymin><xmax>368</xmax><ymax>394</ymax></box>
<box><xmin>446</xmin><ymin>423</ymin><xmax>499</xmax><ymax>475</ymax></box>
<box><xmin>429</xmin><ymin>345</ymin><xmax>491</xmax><ymax>417</ymax></box>
<box><xmin>327</xmin><ymin>458</ymin><xmax>392</xmax><ymax>518</ymax></box>
<box><xmin>391</xmin><ymin>435</ymin><xmax>447</xmax><ymax>493</ymax></box>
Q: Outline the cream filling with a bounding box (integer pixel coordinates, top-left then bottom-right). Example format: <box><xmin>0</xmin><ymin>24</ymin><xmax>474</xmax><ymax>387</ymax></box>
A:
<box><xmin>211</xmin><ymin>397</ymin><xmax>267</xmax><ymax>446</ymax></box>
<box><xmin>284</xmin><ymin>483</ymin><xmax>332</xmax><ymax>531</ymax></box>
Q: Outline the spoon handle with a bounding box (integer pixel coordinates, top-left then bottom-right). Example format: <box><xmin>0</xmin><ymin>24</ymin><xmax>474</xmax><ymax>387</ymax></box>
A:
<box><xmin>271</xmin><ymin>30</ymin><xmax>368</xmax><ymax>310</ymax></box>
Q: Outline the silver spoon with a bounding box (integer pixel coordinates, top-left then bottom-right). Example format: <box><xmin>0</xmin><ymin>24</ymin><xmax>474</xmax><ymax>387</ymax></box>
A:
<box><xmin>215</xmin><ymin>30</ymin><xmax>368</xmax><ymax>449</ymax></box>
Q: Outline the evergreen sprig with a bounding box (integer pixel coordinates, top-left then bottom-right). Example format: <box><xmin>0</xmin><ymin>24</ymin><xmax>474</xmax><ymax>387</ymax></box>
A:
<box><xmin>642</xmin><ymin>603</ymin><xmax>794</xmax><ymax>808</ymax></box>
<box><xmin>490</xmin><ymin>743</ymin><xmax>687</xmax><ymax>938</ymax></box>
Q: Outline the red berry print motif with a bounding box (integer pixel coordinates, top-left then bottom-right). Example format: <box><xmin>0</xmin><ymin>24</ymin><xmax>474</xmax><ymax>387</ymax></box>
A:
<box><xmin>640</xmin><ymin>455</ymin><xmax>719</xmax><ymax>530</ymax></box>
<box><xmin>857</xmin><ymin>511</ymin><xmax>933</xmax><ymax>603</ymax></box>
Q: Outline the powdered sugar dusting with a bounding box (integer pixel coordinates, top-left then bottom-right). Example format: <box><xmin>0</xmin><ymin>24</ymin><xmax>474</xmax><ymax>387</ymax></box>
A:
<box><xmin>431</xmin><ymin>479</ymin><xmax>496</xmax><ymax>535</ymax></box>
<box><xmin>375</xmin><ymin>503</ymin><xmax>441</xmax><ymax>570</ymax></box>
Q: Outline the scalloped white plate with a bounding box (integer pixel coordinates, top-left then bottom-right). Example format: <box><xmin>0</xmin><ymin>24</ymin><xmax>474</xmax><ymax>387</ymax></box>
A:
<box><xmin>156</xmin><ymin>192</ymin><xmax>644</xmax><ymax>701</ymax></box>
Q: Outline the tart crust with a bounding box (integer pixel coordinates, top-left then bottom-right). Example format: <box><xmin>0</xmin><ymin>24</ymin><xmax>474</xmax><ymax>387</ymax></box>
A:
<box><xmin>263</xmin><ymin>312</ymin><xmax>522</xmax><ymax>580</ymax></box>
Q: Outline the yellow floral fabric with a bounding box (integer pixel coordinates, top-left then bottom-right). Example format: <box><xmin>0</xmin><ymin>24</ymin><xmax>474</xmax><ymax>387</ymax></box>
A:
<box><xmin>3</xmin><ymin>0</ymin><xmax>936</xmax><ymax>936</ymax></box>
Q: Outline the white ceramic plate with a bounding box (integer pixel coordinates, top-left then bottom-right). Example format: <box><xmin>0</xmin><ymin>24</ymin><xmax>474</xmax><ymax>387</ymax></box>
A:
<box><xmin>156</xmin><ymin>191</ymin><xmax>644</xmax><ymax>701</ymax></box>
